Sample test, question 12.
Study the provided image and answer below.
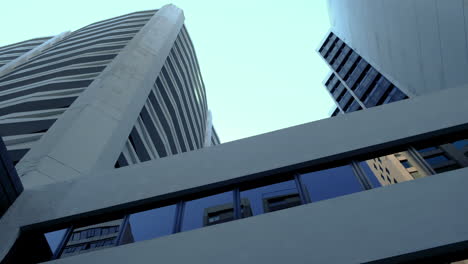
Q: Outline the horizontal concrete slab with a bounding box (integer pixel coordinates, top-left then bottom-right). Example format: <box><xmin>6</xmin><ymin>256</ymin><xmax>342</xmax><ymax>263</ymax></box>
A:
<box><xmin>48</xmin><ymin>167</ymin><xmax>468</xmax><ymax>264</ymax></box>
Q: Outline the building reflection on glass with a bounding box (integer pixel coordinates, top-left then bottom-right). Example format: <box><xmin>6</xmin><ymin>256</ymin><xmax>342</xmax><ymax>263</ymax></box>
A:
<box><xmin>261</xmin><ymin>189</ymin><xmax>301</xmax><ymax>213</ymax></box>
<box><xmin>364</xmin><ymin>151</ymin><xmax>428</xmax><ymax>186</ymax></box>
<box><xmin>60</xmin><ymin>219</ymin><xmax>133</xmax><ymax>258</ymax></box>
<box><xmin>362</xmin><ymin>140</ymin><xmax>468</xmax><ymax>187</ymax></box>
<box><xmin>203</xmin><ymin>199</ymin><xmax>253</xmax><ymax>227</ymax></box>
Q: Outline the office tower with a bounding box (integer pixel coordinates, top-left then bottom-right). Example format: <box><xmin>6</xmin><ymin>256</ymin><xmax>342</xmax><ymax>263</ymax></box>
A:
<box><xmin>0</xmin><ymin>4</ymin><xmax>219</xmax><ymax>260</ymax></box>
<box><xmin>0</xmin><ymin>7</ymin><xmax>219</xmax><ymax>189</ymax></box>
<box><xmin>318</xmin><ymin>2</ymin><xmax>468</xmax><ymax>186</ymax></box>
<box><xmin>2</xmin><ymin>2</ymin><xmax>468</xmax><ymax>264</ymax></box>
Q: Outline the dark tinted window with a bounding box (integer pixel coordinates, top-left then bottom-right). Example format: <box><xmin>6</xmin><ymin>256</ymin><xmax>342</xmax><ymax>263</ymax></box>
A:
<box><xmin>127</xmin><ymin>204</ymin><xmax>176</xmax><ymax>242</ymax></box>
<box><xmin>401</xmin><ymin>160</ymin><xmax>412</xmax><ymax>168</ymax></box>
<box><xmin>418</xmin><ymin>146</ymin><xmax>438</xmax><ymax>153</ymax></box>
<box><xmin>425</xmin><ymin>155</ymin><xmax>449</xmax><ymax>167</ymax></box>
<box><xmin>240</xmin><ymin>179</ymin><xmax>301</xmax><ymax>217</ymax></box>
<box><xmin>452</xmin><ymin>140</ymin><xmax>467</xmax><ymax>150</ymax></box>
<box><xmin>300</xmin><ymin>165</ymin><xmax>364</xmax><ymax>202</ymax></box>
<box><xmin>181</xmin><ymin>191</ymin><xmax>234</xmax><ymax>231</ymax></box>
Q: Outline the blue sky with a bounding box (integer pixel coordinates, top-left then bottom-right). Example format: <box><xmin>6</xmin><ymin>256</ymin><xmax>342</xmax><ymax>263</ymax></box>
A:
<box><xmin>0</xmin><ymin>0</ymin><xmax>333</xmax><ymax>143</ymax></box>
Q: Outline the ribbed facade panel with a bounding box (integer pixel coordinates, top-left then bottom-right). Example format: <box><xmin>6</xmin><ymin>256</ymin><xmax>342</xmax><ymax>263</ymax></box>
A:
<box><xmin>0</xmin><ymin>10</ymin><xmax>157</xmax><ymax>165</ymax></box>
<box><xmin>115</xmin><ymin>26</ymin><xmax>215</xmax><ymax>168</ymax></box>
<box><xmin>0</xmin><ymin>37</ymin><xmax>52</xmax><ymax>68</ymax></box>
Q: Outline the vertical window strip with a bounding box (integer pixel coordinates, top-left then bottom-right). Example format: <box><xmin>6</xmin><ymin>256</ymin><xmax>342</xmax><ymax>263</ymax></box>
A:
<box><xmin>147</xmin><ymin>90</ymin><xmax>178</xmax><ymax>155</ymax></box>
<box><xmin>158</xmin><ymin>73</ymin><xmax>190</xmax><ymax>152</ymax></box>
<box><xmin>166</xmin><ymin>54</ymin><xmax>202</xmax><ymax>148</ymax></box>
<box><xmin>169</xmin><ymin>43</ymin><xmax>205</xmax><ymax>141</ymax></box>
<box><xmin>154</xmin><ymin>81</ymin><xmax>185</xmax><ymax>154</ymax></box>
<box><xmin>140</xmin><ymin>104</ymin><xmax>169</xmax><ymax>158</ymax></box>
<box><xmin>134</xmin><ymin>116</ymin><xmax>159</xmax><ymax>160</ymax></box>
<box><xmin>178</xmin><ymin>29</ymin><xmax>208</xmax><ymax>119</ymax></box>
<box><xmin>160</xmin><ymin>66</ymin><xmax>196</xmax><ymax>151</ymax></box>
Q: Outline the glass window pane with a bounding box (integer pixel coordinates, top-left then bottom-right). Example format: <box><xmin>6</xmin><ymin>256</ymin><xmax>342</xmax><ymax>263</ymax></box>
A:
<box><xmin>240</xmin><ymin>179</ymin><xmax>301</xmax><ymax>217</ymax></box>
<box><xmin>452</xmin><ymin>140</ymin><xmax>467</xmax><ymax>150</ymax></box>
<box><xmin>401</xmin><ymin>160</ymin><xmax>412</xmax><ymax>168</ymax></box>
<box><xmin>425</xmin><ymin>155</ymin><xmax>449</xmax><ymax>167</ymax></box>
<box><xmin>358</xmin><ymin>161</ymin><xmax>381</xmax><ymax>188</ymax></box>
<box><xmin>44</xmin><ymin>229</ymin><xmax>67</xmax><ymax>256</ymax></box>
<box><xmin>181</xmin><ymin>191</ymin><xmax>234</xmax><ymax>232</ymax></box>
<box><xmin>127</xmin><ymin>204</ymin><xmax>176</xmax><ymax>242</ymax></box>
<box><xmin>301</xmin><ymin>165</ymin><xmax>364</xmax><ymax>202</ymax></box>
<box><xmin>418</xmin><ymin>146</ymin><xmax>438</xmax><ymax>153</ymax></box>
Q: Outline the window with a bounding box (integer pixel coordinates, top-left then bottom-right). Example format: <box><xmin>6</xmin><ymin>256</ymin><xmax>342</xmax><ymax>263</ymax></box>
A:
<box><xmin>44</xmin><ymin>229</ymin><xmax>67</xmax><ymax>256</ymax></box>
<box><xmin>417</xmin><ymin>146</ymin><xmax>438</xmax><ymax>153</ymax></box>
<box><xmin>387</xmin><ymin>176</ymin><xmax>391</xmax><ymax>183</ymax></box>
<box><xmin>240</xmin><ymin>179</ymin><xmax>300</xmax><ymax>217</ymax></box>
<box><xmin>358</xmin><ymin>161</ymin><xmax>381</xmax><ymax>188</ymax></box>
<box><xmin>410</xmin><ymin>171</ymin><xmax>422</xmax><ymax>179</ymax></box>
<box><xmin>71</xmin><ymin>232</ymin><xmax>80</xmax><ymax>241</ymax></box>
<box><xmin>181</xmin><ymin>191</ymin><xmax>234</xmax><ymax>231</ymax></box>
<box><xmin>424</xmin><ymin>154</ymin><xmax>449</xmax><ymax>167</ymax></box>
<box><xmin>385</xmin><ymin>168</ymin><xmax>390</xmax><ymax>174</ymax></box>
<box><xmin>393</xmin><ymin>179</ymin><xmax>398</xmax><ymax>184</ymax></box>
<box><xmin>127</xmin><ymin>204</ymin><xmax>176</xmax><ymax>242</ymax></box>
<box><xmin>401</xmin><ymin>160</ymin><xmax>412</xmax><ymax>168</ymax></box>
<box><xmin>452</xmin><ymin>140</ymin><xmax>467</xmax><ymax>150</ymax></box>
<box><xmin>300</xmin><ymin>165</ymin><xmax>364</xmax><ymax>202</ymax></box>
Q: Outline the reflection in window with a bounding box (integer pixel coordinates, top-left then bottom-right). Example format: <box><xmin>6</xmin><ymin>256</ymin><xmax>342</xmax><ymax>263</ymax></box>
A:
<box><xmin>127</xmin><ymin>204</ymin><xmax>176</xmax><ymax>242</ymax></box>
<box><xmin>401</xmin><ymin>160</ymin><xmax>412</xmax><ymax>168</ymax></box>
<box><xmin>425</xmin><ymin>154</ymin><xmax>449</xmax><ymax>167</ymax></box>
<box><xmin>181</xmin><ymin>191</ymin><xmax>234</xmax><ymax>231</ymax></box>
<box><xmin>300</xmin><ymin>165</ymin><xmax>364</xmax><ymax>202</ymax></box>
<box><xmin>418</xmin><ymin>146</ymin><xmax>438</xmax><ymax>153</ymax></box>
<box><xmin>59</xmin><ymin>219</ymin><xmax>126</xmax><ymax>258</ymax></box>
<box><xmin>452</xmin><ymin>140</ymin><xmax>467</xmax><ymax>150</ymax></box>
<box><xmin>410</xmin><ymin>171</ymin><xmax>422</xmax><ymax>179</ymax></box>
<box><xmin>240</xmin><ymin>180</ymin><xmax>301</xmax><ymax>217</ymax></box>
<box><xmin>359</xmin><ymin>161</ymin><xmax>381</xmax><ymax>188</ymax></box>
<box><xmin>44</xmin><ymin>229</ymin><xmax>67</xmax><ymax>257</ymax></box>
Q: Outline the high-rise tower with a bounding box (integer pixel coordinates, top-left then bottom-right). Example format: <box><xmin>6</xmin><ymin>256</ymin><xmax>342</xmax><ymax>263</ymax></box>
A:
<box><xmin>0</xmin><ymin>6</ymin><xmax>219</xmax><ymax>189</ymax></box>
<box><xmin>318</xmin><ymin>2</ymin><xmax>468</xmax><ymax>186</ymax></box>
